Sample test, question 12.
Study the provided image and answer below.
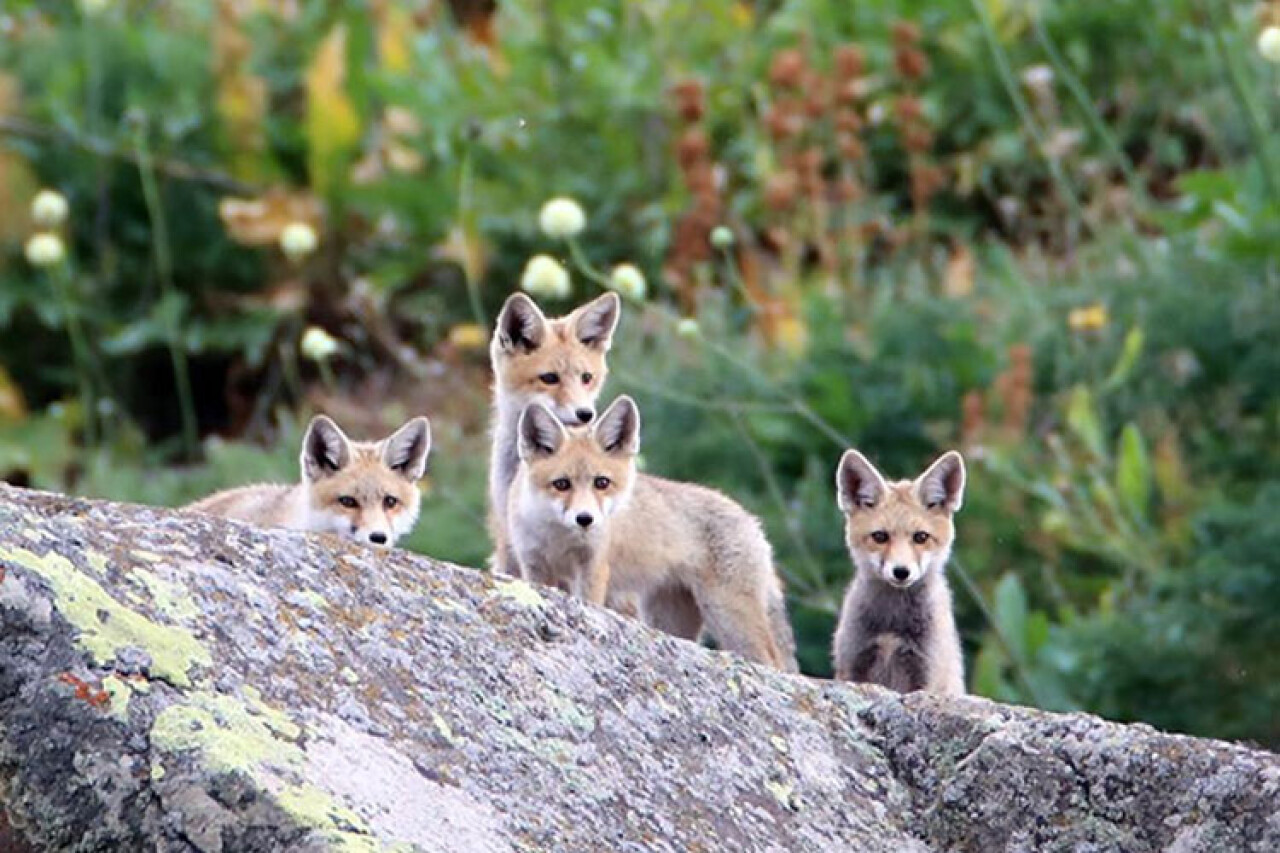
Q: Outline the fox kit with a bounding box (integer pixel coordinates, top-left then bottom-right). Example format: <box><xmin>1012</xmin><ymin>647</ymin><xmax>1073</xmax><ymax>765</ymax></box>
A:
<box><xmin>488</xmin><ymin>292</ymin><xmax>620</xmax><ymax>575</ymax></box>
<box><xmin>507</xmin><ymin>396</ymin><xmax>640</xmax><ymax>605</ymax></box>
<box><xmin>831</xmin><ymin>449</ymin><xmax>966</xmax><ymax>695</ymax></box>
<box><xmin>186</xmin><ymin>415</ymin><xmax>431</xmax><ymax>548</ymax></box>
<box><xmin>490</xmin><ymin>296</ymin><xmax>796</xmax><ymax>669</ymax></box>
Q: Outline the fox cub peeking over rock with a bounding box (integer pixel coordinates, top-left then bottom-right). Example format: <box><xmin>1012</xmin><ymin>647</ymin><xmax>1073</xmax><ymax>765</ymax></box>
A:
<box><xmin>508</xmin><ymin>395</ymin><xmax>641</xmax><ymax>605</ymax></box>
<box><xmin>185</xmin><ymin>414</ymin><xmax>431</xmax><ymax>548</ymax></box>
<box><xmin>832</xmin><ymin>449</ymin><xmax>966</xmax><ymax>695</ymax></box>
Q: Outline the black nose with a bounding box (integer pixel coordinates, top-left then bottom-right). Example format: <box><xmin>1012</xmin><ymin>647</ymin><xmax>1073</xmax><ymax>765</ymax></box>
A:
<box><xmin>575</xmin><ymin>513</ymin><xmax>594</xmax><ymax>528</ymax></box>
<box><xmin>892</xmin><ymin>566</ymin><xmax>910</xmax><ymax>582</ymax></box>
<box><xmin>576</xmin><ymin>408</ymin><xmax>594</xmax><ymax>423</ymax></box>
<box><xmin>369</xmin><ymin>532</ymin><xmax>388</xmax><ymax>545</ymax></box>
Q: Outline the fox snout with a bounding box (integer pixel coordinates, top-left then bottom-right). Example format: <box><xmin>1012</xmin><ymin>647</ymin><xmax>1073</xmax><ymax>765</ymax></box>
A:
<box><xmin>883</xmin><ymin>561</ymin><xmax>919</xmax><ymax>588</ymax></box>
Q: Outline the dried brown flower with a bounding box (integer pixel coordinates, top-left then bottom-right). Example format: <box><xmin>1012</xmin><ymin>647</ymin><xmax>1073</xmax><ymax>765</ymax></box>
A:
<box><xmin>894</xmin><ymin>47</ymin><xmax>930</xmax><ymax>81</ymax></box>
<box><xmin>892</xmin><ymin>20</ymin><xmax>922</xmax><ymax>48</ymax></box>
<box><xmin>670</xmin><ymin>78</ymin><xmax>706</xmax><ymax>124</ymax></box>
<box><xmin>769</xmin><ymin>49</ymin><xmax>807</xmax><ymax>89</ymax></box>
<box><xmin>676</xmin><ymin>129</ymin><xmax>710</xmax><ymax>171</ymax></box>
<box><xmin>833</xmin><ymin>44</ymin><xmax>866</xmax><ymax>81</ymax></box>
<box><xmin>764</xmin><ymin>171</ymin><xmax>799</xmax><ymax>212</ymax></box>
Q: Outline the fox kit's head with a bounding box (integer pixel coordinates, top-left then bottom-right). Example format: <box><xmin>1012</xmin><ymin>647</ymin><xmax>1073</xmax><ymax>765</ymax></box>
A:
<box><xmin>514</xmin><ymin>395</ymin><xmax>640</xmax><ymax>536</ymax></box>
<box><xmin>300</xmin><ymin>415</ymin><xmax>432</xmax><ymax>547</ymax></box>
<box><xmin>836</xmin><ymin>449</ymin><xmax>966</xmax><ymax>589</ymax></box>
<box><xmin>491</xmin><ymin>292</ymin><xmax>620</xmax><ymax>427</ymax></box>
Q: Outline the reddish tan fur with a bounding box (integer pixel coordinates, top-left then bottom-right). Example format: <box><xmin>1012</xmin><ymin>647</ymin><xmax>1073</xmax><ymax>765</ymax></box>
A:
<box><xmin>490</xmin><ymin>297</ymin><xmax>797</xmax><ymax>671</ymax></box>
<box><xmin>831</xmin><ymin>450</ymin><xmax>966</xmax><ymax>695</ymax></box>
<box><xmin>507</xmin><ymin>397</ymin><xmax>640</xmax><ymax>606</ymax></box>
<box><xmin>488</xmin><ymin>293</ymin><xmax>619</xmax><ymax>575</ymax></box>
<box><xmin>185</xmin><ymin>415</ymin><xmax>431</xmax><ymax>548</ymax></box>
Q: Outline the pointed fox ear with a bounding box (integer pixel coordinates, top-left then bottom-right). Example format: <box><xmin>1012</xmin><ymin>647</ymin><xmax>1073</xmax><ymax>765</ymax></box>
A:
<box><xmin>381</xmin><ymin>417</ymin><xmax>431</xmax><ymax>482</ymax></box>
<box><xmin>518</xmin><ymin>403</ymin><xmax>567</xmax><ymax>461</ymax></box>
<box><xmin>495</xmin><ymin>293</ymin><xmax>548</xmax><ymax>352</ymax></box>
<box><xmin>593</xmin><ymin>395</ymin><xmax>641</xmax><ymax>456</ymax></box>
<box><xmin>572</xmin><ymin>292</ymin><xmax>620</xmax><ymax>350</ymax></box>
<box><xmin>915</xmin><ymin>451</ymin><xmax>966</xmax><ymax>513</ymax></box>
<box><xmin>836</xmin><ymin>449</ymin><xmax>887</xmax><ymax>513</ymax></box>
<box><xmin>301</xmin><ymin>415</ymin><xmax>352</xmax><ymax>481</ymax></box>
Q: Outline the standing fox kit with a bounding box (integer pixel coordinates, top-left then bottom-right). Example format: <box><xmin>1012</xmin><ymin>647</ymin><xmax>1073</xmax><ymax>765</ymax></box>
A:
<box><xmin>186</xmin><ymin>415</ymin><xmax>431</xmax><ymax>548</ymax></box>
<box><xmin>488</xmin><ymin>292</ymin><xmax>620</xmax><ymax>576</ymax></box>
<box><xmin>490</xmin><ymin>293</ymin><xmax>797</xmax><ymax>671</ymax></box>
<box><xmin>832</xmin><ymin>449</ymin><xmax>966</xmax><ymax>695</ymax></box>
<box><xmin>508</xmin><ymin>396</ymin><xmax>640</xmax><ymax>605</ymax></box>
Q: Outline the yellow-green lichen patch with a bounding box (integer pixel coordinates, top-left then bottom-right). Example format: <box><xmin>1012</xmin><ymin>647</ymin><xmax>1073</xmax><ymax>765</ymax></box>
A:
<box><xmin>151</xmin><ymin>692</ymin><xmax>304</xmax><ymax>775</ymax></box>
<box><xmin>102</xmin><ymin>675</ymin><xmax>134</xmax><ymax>722</ymax></box>
<box><xmin>242</xmin><ymin>686</ymin><xmax>302</xmax><ymax>741</ymax></box>
<box><xmin>0</xmin><ymin>546</ymin><xmax>211</xmax><ymax>687</ymax></box>
<box><xmin>133</xmin><ymin>568</ymin><xmax>199</xmax><ymax>621</ymax></box>
<box><xmin>432</xmin><ymin>712</ymin><xmax>455</xmax><ymax>744</ymax></box>
<box><xmin>150</xmin><ymin>763</ymin><xmax>166</xmax><ymax>782</ymax></box>
<box><xmin>152</xmin><ymin>693</ymin><xmax>387</xmax><ymax>850</ymax></box>
<box><xmin>274</xmin><ymin>782</ymin><xmax>380</xmax><ymax>853</ymax></box>
<box><xmin>86</xmin><ymin>553</ymin><xmax>109</xmax><ymax>575</ymax></box>
<box><xmin>493</xmin><ymin>578</ymin><xmax>544</xmax><ymax>608</ymax></box>
<box><xmin>766</xmin><ymin>778</ymin><xmax>797</xmax><ymax>809</ymax></box>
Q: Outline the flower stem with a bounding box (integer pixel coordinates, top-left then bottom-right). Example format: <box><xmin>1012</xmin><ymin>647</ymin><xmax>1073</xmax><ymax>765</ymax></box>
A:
<box><xmin>51</xmin><ymin>265</ymin><xmax>97</xmax><ymax>447</ymax></box>
<box><xmin>134</xmin><ymin>124</ymin><xmax>199</xmax><ymax>460</ymax></box>
<box><xmin>566</xmin><ymin>238</ymin><xmax>612</xmax><ymax>288</ymax></box>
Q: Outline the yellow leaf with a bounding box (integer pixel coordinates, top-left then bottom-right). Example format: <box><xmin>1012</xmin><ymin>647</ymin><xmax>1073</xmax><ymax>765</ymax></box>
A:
<box><xmin>213</xmin><ymin>0</ymin><xmax>268</xmax><ymax>181</ymax></box>
<box><xmin>379</xmin><ymin>5</ymin><xmax>414</xmax><ymax>73</ymax></box>
<box><xmin>447</xmin><ymin>323</ymin><xmax>487</xmax><ymax>350</ymax></box>
<box><xmin>0</xmin><ymin>364</ymin><xmax>27</xmax><ymax>422</ymax></box>
<box><xmin>306</xmin><ymin>25</ymin><xmax>362</xmax><ymax>196</ymax></box>
<box><xmin>438</xmin><ymin>224</ymin><xmax>488</xmax><ymax>288</ymax></box>
<box><xmin>219</xmin><ymin>187</ymin><xmax>322</xmax><ymax>246</ymax></box>
<box><xmin>944</xmin><ymin>244</ymin><xmax>975</xmax><ymax>298</ymax></box>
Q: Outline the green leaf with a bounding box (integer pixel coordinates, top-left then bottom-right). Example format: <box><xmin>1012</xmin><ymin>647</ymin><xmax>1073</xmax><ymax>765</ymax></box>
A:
<box><xmin>1116</xmin><ymin>423</ymin><xmax>1152</xmax><ymax>517</ymax></box>
<box><xmin>1103</xmin><ymin>325</ymin><xmax>1144</xmax><ymax>390</ymax></box>
<box><xmin>1066</xmin><ymin>385</ymin><xmax>1104</xmax><ymax>458</ymax></box>
<box><xmin>993</xmin><ymin>572</ymin><xmax>1029</xmax><ymax>662</ymax></box>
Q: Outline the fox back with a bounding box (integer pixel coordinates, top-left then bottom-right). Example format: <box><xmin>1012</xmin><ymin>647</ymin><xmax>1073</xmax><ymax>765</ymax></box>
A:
<box><xmin>832</xmin><ymin>449</ymin><xmax>966</xmax><ymax>694</ymax></box>
<box><xmin>186</xmin><ymin>415</ymin><xmax>431</xmax><ymax>548</ymax></box>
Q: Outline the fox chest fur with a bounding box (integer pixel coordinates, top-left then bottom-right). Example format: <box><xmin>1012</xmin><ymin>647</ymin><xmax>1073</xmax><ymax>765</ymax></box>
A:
<box><xmin>833</xmin><ymin>570</ymin><xmax>960</xmax><ymax>694</ymax></box>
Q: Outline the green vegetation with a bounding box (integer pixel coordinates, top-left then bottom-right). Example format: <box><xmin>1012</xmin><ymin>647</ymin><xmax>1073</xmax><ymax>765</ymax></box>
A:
<box><xmin>2</xmin><ymin>0</ymin><xmax>1278</xmax><ymax>746</ymax></box>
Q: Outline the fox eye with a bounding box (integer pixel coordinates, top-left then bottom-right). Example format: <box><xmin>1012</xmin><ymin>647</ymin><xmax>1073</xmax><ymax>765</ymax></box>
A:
<box><xmin>870</xmin><ymin>530</ymin><xmax>890</xmax><ymax>544</ymax></box>
<box><xmin>338</xmin><ymin>496</ymin><xmax>359</xmax><ymax>509</ymax></box>
<box><xmin>551</xmin><ymin>477</ymin><xmax>571</xmax><ymax>492</ymax></box>
<box><xmin>582</xmin><ymin>372</ymin><xmax>593</xmax><ymax>384</ymax></box>
<box><xmin>593</xmin><ymin>476</ymin><xmax>611</xmax><ymax>490</ymax></box>
<box><xmin>384</xmin><ymin>495</ymin><xmax>399</xmax><ymax>510</ymax></box>
<box><xmin>539</xmin><ymin>372</ymin><xmax>560</xmax><ymax>385</ymax></box>
<box><xmin>913</xmin><ymin>531</ymin><xmax>930</xmax><ymax>545</ymax></box>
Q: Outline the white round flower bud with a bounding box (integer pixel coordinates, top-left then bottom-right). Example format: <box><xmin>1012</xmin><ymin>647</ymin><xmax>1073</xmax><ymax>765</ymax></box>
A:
<box><xmin>675</xmin><ymin>317</ymin><xmax>700</xmax><ymax>339</ymax></box>
<box><xmin>300</xmin><ymin>326</ymin><xmax>340</xmax><ymax>362</ymax></box>
<box><xmin>1260</xmin><ymin>27</ymin><xmax>1280</xmax><ymax>63</ymax></box>
<box><xmin>520</xmin><ymin>255</ymin><xmax>571</xmax><ymax>300</ymax></box>
<box><xmin>280</xmin><ymin>221</ymin><xmax>319</xmax><ymax>262</ymax></box>
<box><xmin>710</xmin><ymin>226</ymin><xmax>735</xmax><ymax>251</ymax></box>
<box><xmin>31</xmin><ymin>190</ymin><xmax>69</xmax><ymax>228</ymax></box>
<box><xmin>25</xmin><ymin>233</ymin><xmax>66</xmax><ymax>268</ymax></box>
<box><xmin>79</xmin><ymin>0</ymin><xmax>110</xmax><ymax>15</ymax></box>
<box><xmin>538</xmin><ymin>197</ymin><xmax>586</xmax><ymax>240</ymax></box>
<box><xmin>607</xmin><ymin>264</ymin><xmax>647</xmax><ymax>302</ymax></box>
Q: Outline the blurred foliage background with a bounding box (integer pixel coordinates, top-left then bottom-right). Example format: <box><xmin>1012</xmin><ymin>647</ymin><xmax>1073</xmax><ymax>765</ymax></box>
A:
<box><xmin>2</xmin><ymin>0</ymin><xmax>1279</xmax><ymax>748</ymax></box>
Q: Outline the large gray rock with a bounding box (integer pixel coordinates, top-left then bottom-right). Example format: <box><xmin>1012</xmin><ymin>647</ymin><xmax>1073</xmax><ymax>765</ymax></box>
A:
<box><xmin>0</xmin><ymin>484</ymin><xmax>1276</xmax><ymax>852</ymax></box>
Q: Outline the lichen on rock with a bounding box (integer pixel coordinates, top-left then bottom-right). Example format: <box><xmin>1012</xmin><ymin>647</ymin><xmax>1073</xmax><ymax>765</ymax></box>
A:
<box><xmin>0</xmin><ymin>484</ymin><xmax>1277</xmax><ymax>852</ymax></box>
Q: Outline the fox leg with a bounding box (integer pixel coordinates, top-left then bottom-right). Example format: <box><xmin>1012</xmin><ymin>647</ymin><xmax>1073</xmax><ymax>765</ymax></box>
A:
<box><xmin>581</xmin><ymin>559</ymin><xmax>611</xmax><ymax>607</ymax></box>
<box><xmin>695</xmin><ymin>583</ymin><xmax>783</xmax><ymax>669</ymax></box>
<box><xmin>641</xmin><ymin>584</ymin><xmax>703</xmax><ymax>641</ymax></box>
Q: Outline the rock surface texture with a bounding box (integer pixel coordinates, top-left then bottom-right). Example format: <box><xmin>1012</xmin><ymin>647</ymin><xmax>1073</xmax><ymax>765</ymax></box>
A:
<box><xmin>0</xmin><ymin>484</ymin><xmax>1277</xmax><ymax>852</ymax></box>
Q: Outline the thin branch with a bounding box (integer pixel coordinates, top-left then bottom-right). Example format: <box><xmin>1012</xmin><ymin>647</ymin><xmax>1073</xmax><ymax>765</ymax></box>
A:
<box><xmin>0</xmin><ymin>116</ymin><xmax>255</xmax><ymax>194</ymax></box>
